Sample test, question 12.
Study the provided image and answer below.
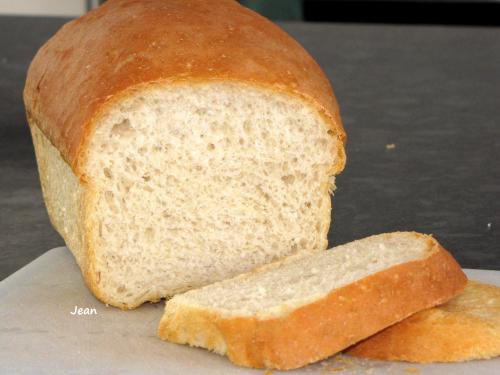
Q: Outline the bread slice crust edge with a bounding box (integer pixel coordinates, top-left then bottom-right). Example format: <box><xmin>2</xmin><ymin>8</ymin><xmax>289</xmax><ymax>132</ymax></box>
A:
<box><xmin>346</xmin><ymin>280</ymin><xmax>500</xmax><ymax>363</ymax></box>
<box><xmin>158</xmin><ymin>236</ymin><xmax>467</xmax><ymax>370</ymax></box>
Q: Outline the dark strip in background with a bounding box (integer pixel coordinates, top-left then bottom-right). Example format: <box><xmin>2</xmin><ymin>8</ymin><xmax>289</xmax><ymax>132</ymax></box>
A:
<box><xmin>239</xmin><ymin>0</ymin><xmax>500</xmax><ymax>26</ymax></box>
<box><xmin>304</xmin><ymin>1</ymin><xmax>500</xmax><ymax>26</ymax></box>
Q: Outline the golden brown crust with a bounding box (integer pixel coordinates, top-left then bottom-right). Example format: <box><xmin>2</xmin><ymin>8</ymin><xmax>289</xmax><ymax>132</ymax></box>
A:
<box><xmin>158</xmin><ymin>237</ymin><xmax>467</xmax><ymax>369</ymax></box>
<box><xmin>24</xmin><ymin>0</ymin><xmax>346</xmax><ymax>176</ymax></box>
<box><xmin>347</xmin><ymin>280</ymin><xmax>500</xmax><ymax>362</ymax></box>
<box><xmin>158</xmin><ymin>303</ymin><xmax>228</xmax><ymax>355</ymax></box>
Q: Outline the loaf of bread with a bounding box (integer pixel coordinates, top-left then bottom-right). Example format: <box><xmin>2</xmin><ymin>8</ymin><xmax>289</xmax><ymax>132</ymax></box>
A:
<box><xmin>158</xmin><ymin>232</ymin><xmax>467</xmax><ymax>370</ymax></box>
<box><xmin>347</xmin><ymin>280</ymin><xmax>500</xmax><ymax>362</ymax></box>
<box><xmin>24</xmin><ymin>0</ymin><xmax>346</xmax><ymax>308</ymax></box>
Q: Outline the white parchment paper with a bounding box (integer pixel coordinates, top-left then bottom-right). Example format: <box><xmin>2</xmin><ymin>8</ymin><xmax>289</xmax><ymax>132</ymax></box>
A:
<box><xmin>1</xmin><ymin>247</ymin><xmax>498</xmax><ymax>374</ymax></box>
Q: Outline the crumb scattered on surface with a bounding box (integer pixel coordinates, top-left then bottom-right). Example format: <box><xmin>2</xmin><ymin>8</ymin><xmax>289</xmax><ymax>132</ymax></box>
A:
<box><xmin>320</xmin><ymin>366</ymin><xmax>345</xmax><ymax>374</ymax></box>
<box><xmin>333</xmin><ymin>355</ymin><xmax>349</xmax><ymax>364</ymax></box>
<box><xmin>386</xmin><ymin>143</ymin><xmax>396</xmax><ymax>150</ymax></box>
<box><xmin>404</xmin><ymin>368</ymin><xmax>420</xmax><ymax>373</ymax></box>
<box><xmin>317</xmin><ymin>354</ymin><xmax>407</xmax><ymax>375</ymax></box>
<box><xmin>329</xmin><ymin>367</ymin><xmax>345</xmax><ymax>373</ymax></box>
<box><xmin>319</xmin><ymin>355</ymin><xmax>363</xmax><ymax>374</ymax></box>
<box><xmin>264</xmin><ymin>370</ymin><xmax>273</xmax><ymax>375</ymax></box>
<box><xmin>487</xmin><ymin>222</ymin><xmax>492</xmax><ymax>230</ymax></box>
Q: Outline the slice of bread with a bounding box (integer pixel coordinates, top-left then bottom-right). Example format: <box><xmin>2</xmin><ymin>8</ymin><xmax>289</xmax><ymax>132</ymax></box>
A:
<box><xmin>157</xmin><ymin>232</ymin><xmax>467</xmax><ymax>370</ymax></box>
<box><xmin>347</xmin><ymin>280</ymin><xmax>500</xmax><ymax>362</ymax></box>
<box><xmin>24</xmin><ymin>0</ymin><xmax>346</xmax><ymax>309</ymax></box>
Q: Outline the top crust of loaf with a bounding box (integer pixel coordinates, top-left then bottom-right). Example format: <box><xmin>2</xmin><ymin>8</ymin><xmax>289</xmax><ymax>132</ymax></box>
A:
<box><xmin>23</xmin><ymin>0</ymin><xmax>346</xmax><ymax>175</ymax></box>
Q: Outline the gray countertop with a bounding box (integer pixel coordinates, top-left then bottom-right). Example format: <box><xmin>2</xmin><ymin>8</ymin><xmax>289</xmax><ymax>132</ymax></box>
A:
<box><xmin>1</xmin><ymin>17</ymin><xmax>499</xmax><ymax>279</ymax></box>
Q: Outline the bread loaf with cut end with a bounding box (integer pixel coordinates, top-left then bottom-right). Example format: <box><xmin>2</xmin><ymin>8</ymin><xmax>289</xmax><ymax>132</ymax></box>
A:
<box><xmin>157</xmin><ymin>232</ymin><xmax>467</xmax><ymax>370</ymax></box>
<box><xmin>24</xmin><ymin>0</ymin><xmax>346</xmax><ymax>309</ymax></box>
<box><xmin>347</xmin><ymin>280</ymin><xmax>500</xmax><ymax>362</ymax></box>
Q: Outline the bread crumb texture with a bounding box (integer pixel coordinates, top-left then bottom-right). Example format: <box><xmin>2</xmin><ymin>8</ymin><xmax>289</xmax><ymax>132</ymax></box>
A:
<box><xmin>85</xmin><ymin>83</ymin><xmax>338</xmax><ymax>307</ymax></box>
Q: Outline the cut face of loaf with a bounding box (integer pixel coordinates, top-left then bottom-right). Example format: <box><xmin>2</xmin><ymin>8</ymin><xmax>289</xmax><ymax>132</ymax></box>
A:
<box><xmin>25</xmin><ymin>0</ymin><xmax>346</xmax><ymax>309</ymax></box>
<box><xmin>158</xmin><ymin>232</ymin><xmax>467</xmax><ymax>370</ymax></box>
<box><xmin>31</xmin><ymin>82</ymin><xmax>340</xmax><ymax>308</ymax></box>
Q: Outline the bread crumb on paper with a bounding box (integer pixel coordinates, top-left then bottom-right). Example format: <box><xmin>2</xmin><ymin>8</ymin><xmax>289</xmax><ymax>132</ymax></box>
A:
<box><xmin>385</xmin><ymin>143</ymin><xmax>396</xmax><ymax>150</ymax></box>
<box><xmin>404</xmin><ymin>368</ymin><xmax>420</xmax><ymax>373</ymax></box>
<box><xmin>319</xmin><ymin>355</ymin><xmax>361</xmax><ymax>374</ymax></box>
<box><xmin>329</xmin><ymin>366</ymin><xmax>345</xmax><ymax>373</ymax></box>
<box><xmin>320</xmin><ymin>366</ymin><xmax>345</xmax><ymax>374</ymax></box>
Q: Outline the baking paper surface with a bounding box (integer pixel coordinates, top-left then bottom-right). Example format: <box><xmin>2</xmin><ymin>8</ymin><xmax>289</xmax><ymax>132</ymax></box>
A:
<box><xmin>1</xmin><ymin>247</ymin><xmax>498</xmax><ymax>374</ymax></box>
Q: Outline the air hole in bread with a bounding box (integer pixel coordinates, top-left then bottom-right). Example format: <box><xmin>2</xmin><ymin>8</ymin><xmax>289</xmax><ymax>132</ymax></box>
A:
<box><xmin>117</xmin><ymin>285</ymin><xmax>126</xmax><ymax>293</ymax></box>
<box><xmin>316</xmin><ymin>138</ymin><xmax>328</xmax><ymax>147</ymax></box>
<box><xmin>104</xmin><ymin>191</ymin><xmax>118</xmax><ymax>213</ymax></box>
<box><xmin>315</xmin><ymin>221</ymin><xmax>321</xmax><ymax>232</ymax></box>
<box><xmin>103</xmin><ymin>168</ymin><xmax>112</xmax><ymax>179</ymax></box>
<box><xmin>145</xmin><ymin>227</ymin><xmax>154</xmax><ymax>242</ymax></box>
<box><xmin>125</xmin><ymin>157</ymin><xmax>137</xmax><ymax>172</ymax></box>
<box><xmin>111</xmin><ymin>118</ymin><xmax>133</xmax><ymax>138</ymax></box>
<box><xmin>243</xmin><ymin>120</ymin><xmax>251</xmax><ymax>134</ymax></box>
<box><xmin>281</xmin><ymin>174</ymin><xmax>295</xmax><ymax>184</ymax></box>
